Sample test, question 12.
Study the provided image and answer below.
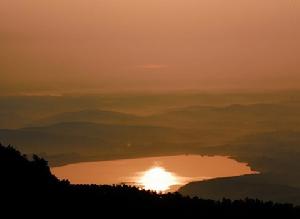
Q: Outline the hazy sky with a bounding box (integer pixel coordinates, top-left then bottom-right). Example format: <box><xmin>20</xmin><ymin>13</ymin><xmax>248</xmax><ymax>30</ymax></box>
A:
<box><xmin>1</xmin><ymin>0</ymin><xmax>299</xmax><ymax>94</ymax></box>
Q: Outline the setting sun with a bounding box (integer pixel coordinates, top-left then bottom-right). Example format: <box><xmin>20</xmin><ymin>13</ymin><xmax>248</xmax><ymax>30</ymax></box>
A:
<box><xmin>138</xmin><ymin>167</ymin><xmax>179</xmax><ymax>192</ymax></box>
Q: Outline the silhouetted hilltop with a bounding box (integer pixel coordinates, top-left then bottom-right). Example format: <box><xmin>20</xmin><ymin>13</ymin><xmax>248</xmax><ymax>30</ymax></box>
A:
<box><xmin>0</xmin><ymin>144</ymin><xmax>59</xmax><ymax>189</ymax></box>
<box><xmin>0</xmin><ymin>144</ymin><xmax>299</xmax><ymax>216</ymax></box>
<box><xmin>179</xmin><ymin>174</ymin><xmax>300</xmax><ymax>205</ymax></box>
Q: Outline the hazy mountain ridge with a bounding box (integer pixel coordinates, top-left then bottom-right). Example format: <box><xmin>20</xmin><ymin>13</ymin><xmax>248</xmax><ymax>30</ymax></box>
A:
<box><xmin>0</xmin><ymin>121</ymin><xmax>197</xmax><ymax>166</ymax></box>
<box><xmin>149</xmin><ymin>102</ymin><xmax>300</xmax><ymax>129</ymax></box>
<box><xmin>1</xmin><ymin>93</ymin><xmax>300</xmax><ymax>204</ymax></box>
<box><xmin>31</xmin><ymin>109</ymin><xmax>141</xmax><ymax>126</ymax></box>
<box><xmin>179</xmin><ymin>131</ymin><xmax>300</xmax><ymax>203</ymax></box>
<box><xmin>220</xmin><ymin>131</ymin><xmax>300</xmax><ymax>175</ymax></box>
<box><xmin>1</xmin><ymin>100</ymin><xmax>300</xmax><ymax>167</ymax></box>
<box><xmin>1</xmin><ymin>92</ymin><xmax>300</xmax><ymax>128</ymax></box>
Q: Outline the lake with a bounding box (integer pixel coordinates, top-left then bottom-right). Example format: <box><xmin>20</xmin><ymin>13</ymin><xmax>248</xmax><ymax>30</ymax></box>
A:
<box><xmin>52</xmin><ymin>155</ymin><xmax>257</xmax><ymax>192</ymax></box>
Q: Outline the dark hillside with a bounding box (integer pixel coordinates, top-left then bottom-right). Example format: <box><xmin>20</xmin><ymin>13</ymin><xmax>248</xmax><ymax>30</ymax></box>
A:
<box><xmin>0</xmin><ymin>144</ymin><xmax>299</xmax><ymax>217</ymax></box>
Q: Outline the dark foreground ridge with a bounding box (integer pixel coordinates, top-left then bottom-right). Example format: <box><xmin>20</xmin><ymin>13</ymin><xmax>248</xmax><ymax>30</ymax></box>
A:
<box><xmin>0</xmin><ymin>143</ymin><xmax>299</xmax><ymax>217</ymax></box>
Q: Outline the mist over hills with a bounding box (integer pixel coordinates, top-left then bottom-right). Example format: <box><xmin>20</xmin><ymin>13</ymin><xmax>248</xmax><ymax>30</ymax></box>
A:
<box><xmin>179</xmin><ymin>131</ymin><xmax>300</xmax><ymax>204</ymax></box>
<box><xmin>32</xmin><ymin>102</ymin><xmax>300</xmax><ymax>129</ymax></box>
<box><xmin>1</xmin><ymin>0</ymin><xmax>300</xmax><ymax>211</ymax></box>
<box><xmin>1</xmin><ymin>91</ymin><xmax>300</xmax><ymax>127</ymax></box>
<box><xmin>0</xmin><ymin>121</ymin><xmax>194</xmax><ymax>166</ymax></box>
<box><xmin>32</xmin><ymin>109</ymin><xmax>141</xmax><ymax>126</ymax></box>
<box><xmin>1</xmin><ymin>92</ymin><xmax>300</xmax><ymax>204</ymax></box>
<box><xmin>2</xmin><ymin>100</ymin><xmax>299</xmax><ymax>166</ymax></box>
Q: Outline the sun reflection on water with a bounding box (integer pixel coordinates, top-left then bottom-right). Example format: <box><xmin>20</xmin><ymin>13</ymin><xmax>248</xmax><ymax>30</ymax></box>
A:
<box><xmin>137</xmin><ymin>166</ymin><xmax>181</xmax><ymax>192</ymax></box>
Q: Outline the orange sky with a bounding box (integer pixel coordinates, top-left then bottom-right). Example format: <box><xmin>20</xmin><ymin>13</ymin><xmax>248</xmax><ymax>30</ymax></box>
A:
<box><xmin>0</xmin><ymin>0</ymin><xmax>299</xmax><ymax>94</ymax></box>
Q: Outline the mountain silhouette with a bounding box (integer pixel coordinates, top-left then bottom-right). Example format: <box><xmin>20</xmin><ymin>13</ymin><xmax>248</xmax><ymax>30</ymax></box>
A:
<box><xmin>1</xmin><ymin>143</ymin><xmax>299</xmax><ymax>217</ymax></box>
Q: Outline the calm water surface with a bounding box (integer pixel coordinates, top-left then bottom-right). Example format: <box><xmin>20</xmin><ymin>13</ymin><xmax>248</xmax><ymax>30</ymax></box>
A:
<box><xmin>52</xmin><ymin>155</ymin><xmax>257</xmax><ymax>192</ymax></box>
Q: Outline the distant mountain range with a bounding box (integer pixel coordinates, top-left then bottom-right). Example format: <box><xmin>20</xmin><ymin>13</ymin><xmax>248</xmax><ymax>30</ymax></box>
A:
<box><xmin>32</xmin><ymin>109</ymin><xmax>141</xmax><ymax>126</ymax></box>
<box><xmin>1</xmin><ymin>94</ymin><xmax>300</xmax><ymax>205</ymax></box>
<box><xmin>31</xmin><ymin>103</ymin><xmax>300</xmax><ymax>129</ymax></box>
<box><xmin>0</xmin><ymin>121</ymin><xmax>195</xmax><ymax>166</ymax></box>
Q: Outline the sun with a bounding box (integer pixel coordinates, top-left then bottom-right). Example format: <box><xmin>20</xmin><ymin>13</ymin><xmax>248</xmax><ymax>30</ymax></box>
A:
<box><xmin>138</xmin><ymin>167</ymin><xmax>179</xmax><ymax>192</ymax></box>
